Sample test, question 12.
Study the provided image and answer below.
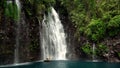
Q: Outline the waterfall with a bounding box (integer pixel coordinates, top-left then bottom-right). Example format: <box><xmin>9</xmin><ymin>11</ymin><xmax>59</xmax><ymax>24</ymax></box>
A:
<box><xmin>14</xmin><ymin>0</ymin><xmax>21</xmax><ymax>63</ymax></box>
<box><xmin>41</xmin><ymin>7</ymin><xmax>67</xmax><ymax>60</ymax></box>
<box><xmin>92</xmin><ymin>43</ymin><xmax>98</xmax><ymax>62</ymax></box>
<box><xmin>92</xmin><ymin>43</ymin><xmax>95</xmax><ymax>60</ymax></box>
<box><xmin>6</xmin><ymin>0</ymin><xmax>21</xmax><ymax>64</ymax></box>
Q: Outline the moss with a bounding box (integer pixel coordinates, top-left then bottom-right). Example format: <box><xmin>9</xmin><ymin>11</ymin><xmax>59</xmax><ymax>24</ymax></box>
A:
<box><xmin>5</xmin><ymin>3</ymin><xmax>20</xmax><ymax>21</ymax></box>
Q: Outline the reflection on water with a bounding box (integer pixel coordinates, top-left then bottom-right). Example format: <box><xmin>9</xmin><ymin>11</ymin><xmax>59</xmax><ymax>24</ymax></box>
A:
<box><xmin>39</xmin><ymin>61</ymin><xmax>67</xmax><ymax>68</ymax></box>
<box><xmin>53</xmin><ymin>61</ymin><xmax>67</xmax><ymax>68</ymax></box>
<box><xmin>0</xmin><ymin>60</ymin><xmax>120</xmax><ymax>68</ymax></box>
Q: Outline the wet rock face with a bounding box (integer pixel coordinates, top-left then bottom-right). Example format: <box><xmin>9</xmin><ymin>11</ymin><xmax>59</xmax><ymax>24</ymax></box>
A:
<box><xmin>0</xmin><ymin>18</ymin><xmax>15</xmax><ymax>65</ymax></box>
<box><xmin>97</xmin><ymin>36</ymin><xmax>120</xmax><ymax>62</ymax></box>
<box><xmin>0</xmin><ymin>8</ymin><xmax>40</xmax><ymax>65</ymax></box>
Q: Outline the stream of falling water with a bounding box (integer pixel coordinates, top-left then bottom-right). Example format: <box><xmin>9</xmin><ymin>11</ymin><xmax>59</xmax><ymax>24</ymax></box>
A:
<box><xmin>41</xmin><ymin>7</ymin><xmax>67</xmax><ymax>60</ymax></box>
<box><xmin>92</xmin><ymin>43</ymin><xmax>95</xmax><ymax>60</ymax></box>
<box><xmin>6</xmin><ymin>0</ymin><xmax>21</xmax><ymax>64</ymax></box>
<box><xmin>14</xmin><ymin>0</ymin><xmax>21</xmax><ymax>63</ymax></box>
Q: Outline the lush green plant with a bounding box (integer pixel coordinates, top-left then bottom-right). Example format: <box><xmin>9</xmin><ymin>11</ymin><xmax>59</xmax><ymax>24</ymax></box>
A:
<box><xmin>81</xmin><ymin>43</ymin><xmax>92</xmax><ymax>55</ymax></box>
<box><xmin>82</xmin><ymin>43</ymin><xmax>98</xmax><ymax>58</ymax></box>
<box><xmin>96</xmin><ymin>43</ymin><xmax>108</xmax><ymax>56</ymax></box>
<box><xmin>5</xmin><ymin>2</ymin><xmax>20</xmax><ymax>21</ymax></box>
<box><xmin>60</xmin><ymin>0</ymin><xmax>120</xmax><ymax>42</ymax></box>
<box><xmin>85</xmin><ymin>19</ymin><xmax>106</xmax><ymax>41</ymax></box>
<box><xmin>107</xmin><ymin>15</ymin><xmax>120</xmax><ymax>36</ymax></box>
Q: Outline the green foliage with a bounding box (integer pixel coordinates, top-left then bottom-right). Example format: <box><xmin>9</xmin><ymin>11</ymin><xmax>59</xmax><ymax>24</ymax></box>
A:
<box><xmin>24</xmin><ymin>0</ymin><xmax>56</xmax><ymax>20</ymax></box>
<box><xmin>96</xmin><ymin>43</ymin><xmax>108</xmax><ymax>56</ymax></box>
<box><xmin>61</xmin><ymin>0</ymin><xmax>120</xmax><ymax>42</ymax></box>
<box><xmin>1</xmin><ymin>0</ymin><xmax>120</xmax><ymax>63</ymax></box>
<box><xmin>85</xmin><ymin>19</ymin><xmax>106</xmax><ymax>41</ymax></box>
<box><xmin>107</xmin><ymin>15</ymin><xmax>120</xmax><ymax>36</ymax></box>
<box><xmin>118</xmin><ymin>52</ymin><xmax>120</xmax><ymax>57</ymax></box>
<box><xmin>81</xmin><ymin>43</ymin><xmax>92</xmax><ymax>55</ymax></box>
<box><xmin>23</xmin><ymin>0</ymin><xmax>33</xmax><ymax>16</ymax></box>
<box><xmin>108</xmin><ymin>15</ymin><xmax>120</xmax><ymax>27</ymax></box>
<box><xmin>21</xmin><ymin>0</ymin><xmax>120</xmax><ymax>43</ymax></box>
<box><xmin>42</xmin><ymin>0</ymin><xmax>56</xmax><ymax>5</ymax></box>
<box><xmin>102</xmin><ymin>13</ymin><xmax>111</xmax><ymax>22</ymax></box>
<box><xmin>5</xmin><ymin>3</ymin><xmax>20</xmax><ymax>21</ymax></box>
<box><xmin>82</xmin><ymin>43</ymin><xmax>98</xmax><ymax>58</ymax></box>
<box><xmin>61</xmin><ymin>0</ymin><xmax>89</xmax><ymax>38</ymax></box>
<box><xmin>35</xmin><ymin>0</ymin><xmax>56</xmax><ymax>10</ymax></box>
<box><xmin>82</xmin><ymin>43</ymin><xmax>109</xmax><ymax>58</ymax></box>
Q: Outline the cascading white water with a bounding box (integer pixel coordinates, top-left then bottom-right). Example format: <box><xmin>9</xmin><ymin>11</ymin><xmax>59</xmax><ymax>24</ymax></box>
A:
<box><xmin>15</xmin><ymin>0</ymin><xmax>21</xmax><ymax>10</ymax></box>
<box><xmin>92</xmin><ymin>43</ymin><xmax>98</xmax><ymax>62</ymax></box>
<box><xmin>41</xmin><ymin>7</ymin><xmax>67</xmax><ymax>60</ymax></box>
<box><xmin>92</xmin><ymin>43</ymin><xmax>95</xmax><ymax>60</ymax></box>
<box><xmin>14</xmin><ymin>0</ymin><xmax>21</xmax><ymax>63</ymax></box>
<box><xmin>6</xmin><ymin>0</ymin><xmax>21</xmax><ymax>64</ymax></box>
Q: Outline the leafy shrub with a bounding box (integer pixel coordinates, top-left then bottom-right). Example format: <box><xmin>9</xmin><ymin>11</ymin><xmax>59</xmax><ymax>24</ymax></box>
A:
<box><xmin>102</xmin><ymin>13</ymin><xmax>111</xmax><ymax>22</ymax></box>
<box><xmin>96</xmin><ymin>43</ymin><xmax>108</xmax><ymax>56</ymax></box>
<box><xmin>5</xmin><ymin>2</ymin><xmax>20</xmax><ymax>21</ymax></box>
<box><xmin>81</xmin><ymin>43</ymin><xmax>92</xmax><ymax>55</ymax></box>
<box><xmin>85</xmin><ymin>19</ymin><xmax>106</xmax><ymax>41</ymax></box>
<box><xmin>107</xmin><ymin>15</ymin><xmax>120</xmax><ymax>36</ymax></box>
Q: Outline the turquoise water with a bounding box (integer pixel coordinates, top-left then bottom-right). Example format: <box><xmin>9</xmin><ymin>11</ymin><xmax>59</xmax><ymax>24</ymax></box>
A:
<box><xmin>0</xmin><ymin>60</ymin><xmax>120</xmax><ymax>68</ymax></box>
